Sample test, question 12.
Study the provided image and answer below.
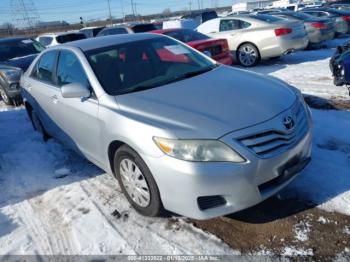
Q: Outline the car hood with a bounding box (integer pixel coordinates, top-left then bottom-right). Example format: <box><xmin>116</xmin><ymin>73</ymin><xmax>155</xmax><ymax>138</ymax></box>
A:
<box><xmin>116</xmin><ymin>66</ymin><xmax>297</xmax><ymax>139</ymax></box>
<box><xmin>0</xmin><ymin>54</ymin><xmax>37</xmax><ymax>71</ymax></box>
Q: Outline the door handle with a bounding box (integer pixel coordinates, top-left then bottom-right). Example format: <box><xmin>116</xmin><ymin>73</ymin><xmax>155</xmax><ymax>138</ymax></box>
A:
<box><xmin>50</xmin><ymin>95</ymin><xmax>58</xmax><ymax>104</ymax></box>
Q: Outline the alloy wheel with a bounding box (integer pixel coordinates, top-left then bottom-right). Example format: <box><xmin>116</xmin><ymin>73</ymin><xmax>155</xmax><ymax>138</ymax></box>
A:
<box><xmin>119</xmin><ymin>158</ymin><xmax>150</xmax><ymax>207</ymax></box>
<box><xmin>238</xmin><ymin>45</ymin><xmax>258</xmax><ymax>67</ymax></box>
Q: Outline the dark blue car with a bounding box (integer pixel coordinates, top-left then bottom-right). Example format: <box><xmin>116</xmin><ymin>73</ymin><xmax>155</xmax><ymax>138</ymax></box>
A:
<box><xmin>0</xmin><ymin>37</ymin><xmax>45</xmax><ymax>105</ymax></box>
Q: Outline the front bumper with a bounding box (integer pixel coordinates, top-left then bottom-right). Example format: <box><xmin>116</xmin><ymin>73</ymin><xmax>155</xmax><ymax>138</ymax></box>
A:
<box><xmin>143</xmin><ymin>103</ymin><xmax>312</xmax><ymax>220</ymax></box>
<box><xmin>0</xmin><ymin>80</ymin><xmax>21</xmax><ymax>98</ymax></box>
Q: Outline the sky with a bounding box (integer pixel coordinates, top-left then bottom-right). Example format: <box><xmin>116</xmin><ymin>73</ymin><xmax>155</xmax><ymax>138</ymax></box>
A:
<box><xmin>1</xmin><ymin>0</ymin><xmax>235</xmax><ymax>25</ymax></box>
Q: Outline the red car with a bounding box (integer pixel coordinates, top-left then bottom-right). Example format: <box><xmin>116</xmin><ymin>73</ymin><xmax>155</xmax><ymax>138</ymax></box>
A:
<box><xmin>151</xmin><ymin>28</ymin><xmax>233</xmax><ymax>65</ymax></box>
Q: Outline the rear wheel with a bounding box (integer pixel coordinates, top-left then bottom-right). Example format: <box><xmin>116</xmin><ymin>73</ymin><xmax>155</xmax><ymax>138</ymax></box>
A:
<box><xmin>237</xmin><ymin>43</ymin><xmax>260</xmax><ymax>67</ymax></box>
<box><xmin>114</xmin><ymin>145</ymin><xmax>164</xmax><ymax>217</ymax></box>
<box><xmin>30</xmin><ymin>109</ymin><xmax>49</xmax><ymax>141</ymax></box>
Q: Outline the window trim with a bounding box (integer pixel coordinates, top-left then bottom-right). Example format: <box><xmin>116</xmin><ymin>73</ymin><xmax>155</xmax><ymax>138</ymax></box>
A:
<box><xmin>30</xmin><ymin>50</ymin><xmax>59</xmax><ymax>87</ymax></box>
<box><xmin>56</xmin><ymin>49</ymin><xmax>97</xmax><ymax>99</ymax></box>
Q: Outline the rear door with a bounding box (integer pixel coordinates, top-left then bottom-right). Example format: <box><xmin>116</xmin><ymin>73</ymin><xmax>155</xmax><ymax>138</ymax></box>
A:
<box><xmin>25</xmin><ymin>50</ymin><xmax>62</xmax><ymax>138</ymax></box>
<box><xmin>214</xmin><ymin>19</ymin><xmax>251</xmax><ymax>50</ymax></box>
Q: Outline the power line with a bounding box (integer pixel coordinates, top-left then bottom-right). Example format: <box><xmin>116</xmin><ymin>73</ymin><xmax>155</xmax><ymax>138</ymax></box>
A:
<box><xmin>11</xmin><ymin>0</ymin><xmax>40</xmax><ymax>29</ymax></box>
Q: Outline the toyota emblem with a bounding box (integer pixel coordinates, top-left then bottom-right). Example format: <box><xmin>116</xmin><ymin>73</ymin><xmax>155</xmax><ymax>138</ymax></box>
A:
<box><xmin>283</xmin><ymin>116</ymin><xmax>294</xmax><ymax>130</ymax></box>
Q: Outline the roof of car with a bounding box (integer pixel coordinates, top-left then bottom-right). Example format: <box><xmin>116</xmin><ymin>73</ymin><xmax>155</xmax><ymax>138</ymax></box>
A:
<box><xmin>151</xmin><ymin>28</ymin><xmax>186</xmax><ymax>34</ymax></box>
<box><xmin>0</xmin><ymin>37</ymin><xmax>32</xmax><ymax>43</ymax></box>
<box><xmin>38</xmin><ymin>31</ymin><xmax>84</xmax><ymax>37</ymax></box>
<box><xmin>63</xmin><ymin>33</ymin><xmax>161</xmax><ymax>52</ymax></box>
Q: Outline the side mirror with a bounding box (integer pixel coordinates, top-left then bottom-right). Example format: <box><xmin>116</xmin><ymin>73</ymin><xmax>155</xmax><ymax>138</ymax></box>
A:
<box><xmin>61</xmin><ymin>83</ymin><xmax>90</xmax><ymax>99</ymax></box>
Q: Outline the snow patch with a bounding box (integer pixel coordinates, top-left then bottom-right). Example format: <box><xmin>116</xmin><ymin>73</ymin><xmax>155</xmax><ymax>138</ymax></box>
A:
<box><xmin>283</xmin><ymin>246</ymin><xmax>313</xmax><ymax>256</ymax></box>
<box><xmin>293</xmin><ymin>221</ymin><xmax>311</xmax><ymax>242</ymax></box>
<box><xmin>343</xmin><ymin>226</ymin><xmax>350</xmax><ymax>235</ymax></box>
<box><xmin>317</xmin><ymin>216</ymin><xmax>331</xmax><ymax>225</ymax></box>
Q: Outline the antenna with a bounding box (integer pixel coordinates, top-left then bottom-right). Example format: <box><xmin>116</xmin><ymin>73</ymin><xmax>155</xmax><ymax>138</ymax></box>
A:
<box><xmin>11</xmin><ymin>0</ymin><xmax>40</xmax><ymax>29</ymax></box>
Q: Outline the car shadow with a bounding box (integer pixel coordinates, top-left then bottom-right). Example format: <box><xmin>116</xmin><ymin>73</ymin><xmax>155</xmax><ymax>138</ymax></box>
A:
<box><xmin>226</xmin><ymin>196</ymin><xmax>316</xmax><ymax>224</ymax></box>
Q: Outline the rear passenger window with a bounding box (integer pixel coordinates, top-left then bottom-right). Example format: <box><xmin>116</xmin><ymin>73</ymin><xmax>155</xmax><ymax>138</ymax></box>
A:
<box><xmin>32</xmin><ymin>51</ymin><xmax>57</xmax><ymax>84</ymax></box>
<box><xmin>56</xmin><ymin>51</ymin><xmax>89</xmax><ymax>87</ymax></box>
<box><xmin>219</xmin><ymin>19</ymin><xmax>250</xmax><ymax>31</ymax></box>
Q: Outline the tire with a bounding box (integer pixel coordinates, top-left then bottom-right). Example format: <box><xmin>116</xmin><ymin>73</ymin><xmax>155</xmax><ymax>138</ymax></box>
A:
<box><xmin>237</xmin><ymin>43</ymin><xmax>260</xmax><ymax>67</ymax></box>
<box><xmin>114</xmin><ymin>145</ymin><xmax>164</xmax><ymax>217</ymax></box>
<box><xmin>30</xmin><ymin>109</ymin><xmax>49</xmax><ymax>141</ymax></box>
<box><xmin>0</xmin><ymin>87</ymin><xmax>13</xmax><ymax>105</ymax></box>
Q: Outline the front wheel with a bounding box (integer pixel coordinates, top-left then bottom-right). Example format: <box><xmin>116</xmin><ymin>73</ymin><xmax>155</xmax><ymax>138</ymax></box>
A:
<box><xmin>114</xmin><ymin>145</ymin><xmax>165</xmax><ymax>217</ymax></box>
<box><xmin>237</xmin><ymin>43</ymin><xmax>260</xmax><ymax>67</ymax></box>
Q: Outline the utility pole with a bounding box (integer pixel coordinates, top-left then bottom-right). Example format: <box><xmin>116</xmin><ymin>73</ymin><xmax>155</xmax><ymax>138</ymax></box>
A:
<box><xmin>130</xmin><ymin>0</ymin><xmax>135</xmax><ymax>16</ymax></box>
<box><xmin>11</xmin><ymin>0</ymin><xmax>40</xmax><ymax>30</ymax></box>
<box><xmin>197</xmin><ymin>0</ymin><xmax>200</xmax><ymax>10</ymax></box>
<box><xmin>189</xmin><ymin>0</ymin><xmax>192</xmax><ymax>11</ymax></box>
<box><xmin>107</xmin><ymin>0</ymin><xmax>112</xmax><ymax>23</ymax></box>
<box><xmin>121</xmin><ymin>0</ymin><xmax>125</xmax><ymax>22</ymax></box>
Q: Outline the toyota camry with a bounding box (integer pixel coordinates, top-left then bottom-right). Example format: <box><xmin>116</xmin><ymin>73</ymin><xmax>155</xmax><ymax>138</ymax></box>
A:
<box><xmin>21</xmin><ymin>34</ymin><xmax>312</xmax><ymax>219</ymax></box>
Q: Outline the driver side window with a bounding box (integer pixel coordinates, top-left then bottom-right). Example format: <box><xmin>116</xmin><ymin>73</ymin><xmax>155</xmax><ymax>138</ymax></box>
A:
<box><xmin>56</xmin><ymin>50</ymin><xmax>90</xmax><ymax>88</ymax></box>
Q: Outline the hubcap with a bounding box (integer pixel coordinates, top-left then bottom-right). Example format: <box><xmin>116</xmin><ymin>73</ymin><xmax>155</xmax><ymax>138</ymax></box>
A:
<box><xmin>119</xmin><ymin>159</ymin><xmax>150</xmax><ymax>207</ymax></box>
<box><xmin>0</xmin><ymin>89</ymin><xmax>9</xmax><ymax>104</ymax></box>
<box><xmin>239</xmin><ymin>45</ymin><xmax>257</xmax><ymax>66</ymax></box>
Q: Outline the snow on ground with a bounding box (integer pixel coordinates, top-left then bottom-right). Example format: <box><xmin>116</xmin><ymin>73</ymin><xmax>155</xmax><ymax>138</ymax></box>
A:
<box><xmin>250</xmin><ymin>36</ymin><xmax>350</xmax><ymax>99</ymax></box>
<box><xmin>0</xmin><ymin>108</ymin><xmax>236</xmax><ymax>255</ymax></box>
<box><xmin>282</xmin><ymin>246</ymin><xmax>314</xmax><ymax>256</ymax></box>
<box><xmin>281</xmin><ymin>109</ymin><xmax>350</xmax><ymax>216</ymax></box>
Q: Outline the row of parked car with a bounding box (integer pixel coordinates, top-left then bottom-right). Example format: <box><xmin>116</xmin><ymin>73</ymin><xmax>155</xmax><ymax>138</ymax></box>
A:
<box><xmin>1</xmin><ymin>4</ymin><xmax>350</xmax><ymax>105</ymax></box>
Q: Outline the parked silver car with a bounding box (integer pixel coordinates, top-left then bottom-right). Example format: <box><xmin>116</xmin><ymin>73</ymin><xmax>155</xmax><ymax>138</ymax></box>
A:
<box><xmin>267</xmin><ymin>11</ymin><xmax>335</xmax><ymax>44</ymax></box>
<box><xmin>196</xmin><ymin>14</ymin><xmax>309</xmax><ymax>66</ymax></box>
<box><xmin>21</xmin><ymin>34</ymin><xmax>312</xmax><ymax>219</ymax></box>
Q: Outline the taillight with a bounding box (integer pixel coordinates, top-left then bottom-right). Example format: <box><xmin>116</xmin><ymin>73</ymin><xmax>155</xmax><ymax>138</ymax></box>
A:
<box><xmin>311</xmin><ymin>22</ymin><xmax>326</xmax><ymax>29</ymax></box>
<box><xmin>221</xmin><ymin>40</ymin><xmax>229</xmax><ymax>52</ymax></box>
<box><xmin>274</xmin><ymin>28</ymin><xmax>293</xmax><ymax>36</ymax></box>
<box><xmin>342</xmin><ymin>16</ymin><xmax>350</xmax><ymax>21</ymax></box>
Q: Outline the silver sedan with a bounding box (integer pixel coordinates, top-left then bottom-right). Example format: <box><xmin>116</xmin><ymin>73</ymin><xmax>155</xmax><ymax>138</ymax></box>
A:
<box><xmin>197</xmin><ymin>14</ymin><xmax>309</xmax><ymax>66</ymax></box>
<box><xmin>21</xmin><ymin>34</ymin><xmax>312</xmax><ymax>220</ymax></box>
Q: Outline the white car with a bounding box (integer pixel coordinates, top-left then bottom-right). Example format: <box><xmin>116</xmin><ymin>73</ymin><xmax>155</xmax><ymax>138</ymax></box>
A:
<box><xmin>36</xmin><ymin>32</ymin><xmax>86</xmax><ymax>47</ymax></box>
<box><xmin>196</xmin><ymin>15</ymin><xmax>309</xmax><ymax>66</ymax></box>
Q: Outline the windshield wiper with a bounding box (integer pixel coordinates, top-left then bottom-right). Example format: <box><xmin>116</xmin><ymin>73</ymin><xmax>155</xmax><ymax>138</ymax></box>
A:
<box><xmin>176</xmin><ymin>66</ymin><xmax>216</xmax><ymax>80</ymax></box>
<box><xmin>118</xmin><ymin>66</ymin><xmax>218</xmax><ymax>95</ymax></box>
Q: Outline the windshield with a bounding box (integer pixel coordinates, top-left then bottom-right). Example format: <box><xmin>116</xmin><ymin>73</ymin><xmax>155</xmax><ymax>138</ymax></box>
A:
<box><xmin>286</xmin><ymin>12</ymin><xmax>315</xmax><ymax>19</ymax></box>
<box><xmin>56</xmin><ymin>33</ymin><xmax>86</xmax><ymax>44</ymax></box>
<box><xmin>0</xmin><ymin>39</ymin><xmax>45</xmax><ymax>61</ymax></box>
<box><xmin>86</xmin><ymin>36</ymin><xmax>216</xmax><ymax>95</ymax></box>
<box><xmin>163</xmin><ymin>29</ymin><xmax>209</xmax><ymax>43</ymax></box>
<box><xmin>131</xmin><ymin>24</ymin><xmax>157</xmax><ymax>33</ymax></box>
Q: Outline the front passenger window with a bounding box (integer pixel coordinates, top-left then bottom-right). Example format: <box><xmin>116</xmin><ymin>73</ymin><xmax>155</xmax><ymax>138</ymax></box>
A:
<box><xmin>56</xmin><ymin>51</ymin><xmax>89</xmax><ymax>88</ymax></box>
<box><xmin>32</xmin><ymin>51</ymin><xmax>57</xmax><ymax>84</ymax></box>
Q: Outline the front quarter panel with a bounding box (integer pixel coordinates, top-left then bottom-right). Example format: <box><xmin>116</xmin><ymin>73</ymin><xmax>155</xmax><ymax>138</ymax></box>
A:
<box><xmin>98</xmin><ymin>95</ymin><xmax>168</xmax><ymax>174</ymax></box>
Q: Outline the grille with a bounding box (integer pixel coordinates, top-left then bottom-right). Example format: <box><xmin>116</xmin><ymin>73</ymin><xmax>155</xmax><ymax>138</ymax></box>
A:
<box><xmin>197</xmin><ymin>196</ymin><xmax>226</xmax><ymax>210</ymax></box>
<box><xmin>204</xmin><ymin>45</ymin><xmax>222</xmax><ymax>56</ymax></box>
<box><xmin>237</xmin><ymin>103</ymin><xmax>308</xmax><ymax>158</ymax></box>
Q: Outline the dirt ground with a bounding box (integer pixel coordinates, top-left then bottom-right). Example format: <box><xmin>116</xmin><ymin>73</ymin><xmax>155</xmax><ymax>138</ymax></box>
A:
<box><xmin>188</xmin><ymin>196</ymin><xmax>349</xmax><ymax>259</ymax></box>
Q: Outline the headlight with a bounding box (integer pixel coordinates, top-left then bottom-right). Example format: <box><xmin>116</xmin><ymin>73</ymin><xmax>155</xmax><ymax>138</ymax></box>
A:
<box><xmin>0</xmin><ymin>68</ymin><xmax>22</xmax><ymax>83</ymax></box>
<box><xmin>153</xmin><ymin>137</ymin><xmax>245</xmax><ymax>162</ymax></box>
